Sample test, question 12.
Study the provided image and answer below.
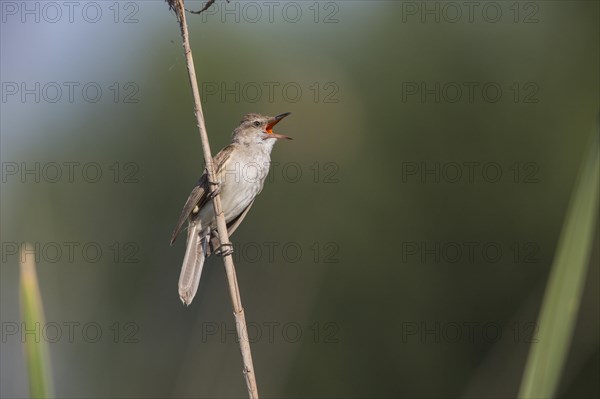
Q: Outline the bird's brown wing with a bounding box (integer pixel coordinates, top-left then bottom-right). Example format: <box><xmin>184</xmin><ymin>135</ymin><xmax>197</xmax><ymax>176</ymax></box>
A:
<box><xmin>170</xmin><ymin>145</ymin><xmax>235</xmax><ymax>245</ymax></box>
<box><xmin>170</xmin><ymin>176</ymin><xmax>208</xmax><ymax>245</ymax></box>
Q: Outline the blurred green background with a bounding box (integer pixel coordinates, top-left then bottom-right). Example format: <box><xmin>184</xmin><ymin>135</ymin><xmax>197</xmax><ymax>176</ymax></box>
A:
<box><xmin>1</xmin><ymin>1</ymin><xmax>598</xmax><ymax>398</ymax></box>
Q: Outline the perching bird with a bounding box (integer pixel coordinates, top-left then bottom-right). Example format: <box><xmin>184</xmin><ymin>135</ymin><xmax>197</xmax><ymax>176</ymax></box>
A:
<box><xmin>171</xmin><ymin>112</ymin><xmax>292</xmax><ymax>305</ymax></box>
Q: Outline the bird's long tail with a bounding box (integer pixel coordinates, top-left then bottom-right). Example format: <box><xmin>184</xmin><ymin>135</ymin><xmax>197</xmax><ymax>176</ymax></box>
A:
<box><xmin>178</xmin><ymin>223</ymin><xmax>208</xmax><ymax>305</ymax></box>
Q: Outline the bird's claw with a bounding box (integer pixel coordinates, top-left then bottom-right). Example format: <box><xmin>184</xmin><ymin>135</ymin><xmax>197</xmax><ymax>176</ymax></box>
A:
<box><xmin>207</xmin><ymin>178</ymin><xmax>221</xmax><ymax>199</ymax></box>
<box><xmin>215</xmin><ymin>242</ymin><xmax>234</xmax><ymax>257</ymax></box>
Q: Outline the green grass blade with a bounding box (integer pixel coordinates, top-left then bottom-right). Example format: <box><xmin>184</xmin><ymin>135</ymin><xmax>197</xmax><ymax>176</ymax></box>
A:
<box><xmin>19</xmin><ymin>243</ymin><xmax>54</xmax><ymax>399</ymax></box>
<box><xmin>518</xmin><ymin>125</ymin><xmax>600</xmax><ymax>398</ymax></box>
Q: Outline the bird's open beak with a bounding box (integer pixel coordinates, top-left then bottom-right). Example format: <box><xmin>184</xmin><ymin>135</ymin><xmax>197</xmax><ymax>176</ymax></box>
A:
<box><xmin>265</xmin><ymin>112</ymin><xmax>292</xmax><ymax>140</ymax></box>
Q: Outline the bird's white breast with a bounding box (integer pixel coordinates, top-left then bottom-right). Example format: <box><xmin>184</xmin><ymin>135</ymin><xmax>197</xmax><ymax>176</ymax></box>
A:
<box><xmin>199</xmin><ymin>145</ymin><xmax>272</xmax><ymax>228</ymax></box>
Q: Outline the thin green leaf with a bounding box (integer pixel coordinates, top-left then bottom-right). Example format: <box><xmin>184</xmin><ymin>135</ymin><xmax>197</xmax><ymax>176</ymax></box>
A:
<box><xmin>519</xmin><ymin>125</ymin><xmax>599</xmax><ymax>398</ymax></box>
<box><xmin>19</xmin><ymin>243</ymin><xmax>54</xmax><ymax>399</ymax></box>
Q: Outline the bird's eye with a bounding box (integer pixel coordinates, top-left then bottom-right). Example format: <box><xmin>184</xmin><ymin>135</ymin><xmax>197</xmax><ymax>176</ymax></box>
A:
<box><xmin>253</xmin><ymin>121</ymin><xmax>261</xmax><ymax>127</ymax></box>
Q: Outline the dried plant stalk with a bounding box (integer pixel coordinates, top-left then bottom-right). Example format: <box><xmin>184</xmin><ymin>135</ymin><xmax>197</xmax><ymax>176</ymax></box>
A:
<box><xmin>167</xmin><ymin>1</ymin><xmax>259</xmax><ymax>397</ymax></box>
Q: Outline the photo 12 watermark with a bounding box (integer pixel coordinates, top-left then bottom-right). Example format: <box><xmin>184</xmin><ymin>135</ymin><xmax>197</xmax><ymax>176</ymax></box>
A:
<box><xmin>200</xmin><ymin>321</ymin><xmax>340</xmax><ymax>344</ymax></box>
<box><xmin>400</xmin><ymin>321</ymin><xmax>538</xmax><ymax>344</ymax></box>
<box><xmin>196</xmin><ymin>160</ymin><xmax>340</xmax><ymax>185</ymax></box>
<box><xmin>1</xmin><ymin>161</ymin><xmax>141</xmax><ymax>184</ymax></box>
<box><xmin>189</xmin><ymin>1</ymin><xmax>340</xmax><ymax>24</ymax></box>
<box><xmin>1</xmin><ymin>321</ymin><xmax>140</xmax><ymax>344</ymax></box>
<box><xmin>265</xmin><ymin>161</ymin><xmax>340</xmax><ymax>184</ymax></box>
<box><xmin>400</xmin><ymin>2</ymin><xmax>540</xmax><ymax>24</ymax></box>
<box><xmin>1</xmin><ymin>241</ymin><xmax>140</xmax><ymax>264</ymax></box>
<box><xmin>400</xmin><ymin>161</ymin><xmax>540</xmax><ymax>184</ymax></box>
<box><xmin>401</xmin><ymin>82</ymin><xmax>540</xmax><ymax>104</ymax></box>
<box><xmin>1</xmin><ymin>82</ymin><xmax>140</xmax><ymax>104</ymax></box>
<box><xmin>201</xmin><ymin>81</ymin><xmax>340</xmax><ymax>104</ymax></box>
<box><xmin>1</xmin><ymin>1</ymin><xmax>140</xmax><ymax>24</ymax></box>
<box><xmin>399</xmin><ymin>241</ymin><xmax>540</xmax><ymax>264</ymax></box>
<box><xmin>229</xmin><ymin>240</ymin><xmax>340</xmax><ymax>264</ymax></box>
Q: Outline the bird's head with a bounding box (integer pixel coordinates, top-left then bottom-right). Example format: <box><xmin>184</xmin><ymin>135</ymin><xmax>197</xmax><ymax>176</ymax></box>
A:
<box><xmin>232</xmin><ymin>112</ymin><xmax>292</xmax><ymax>145</ymax></box>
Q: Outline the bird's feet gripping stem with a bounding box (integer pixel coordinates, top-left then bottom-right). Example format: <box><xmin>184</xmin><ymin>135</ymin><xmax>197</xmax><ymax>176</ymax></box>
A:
<box><xmin>215</xmin><ymin>242</ymin><xmax>234</xmax><ymax>257</ymax></box>
<box><xmin>207</xmin><ymin>176</ymin><xmax>222</xmax><ymax>199</ymax></box>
